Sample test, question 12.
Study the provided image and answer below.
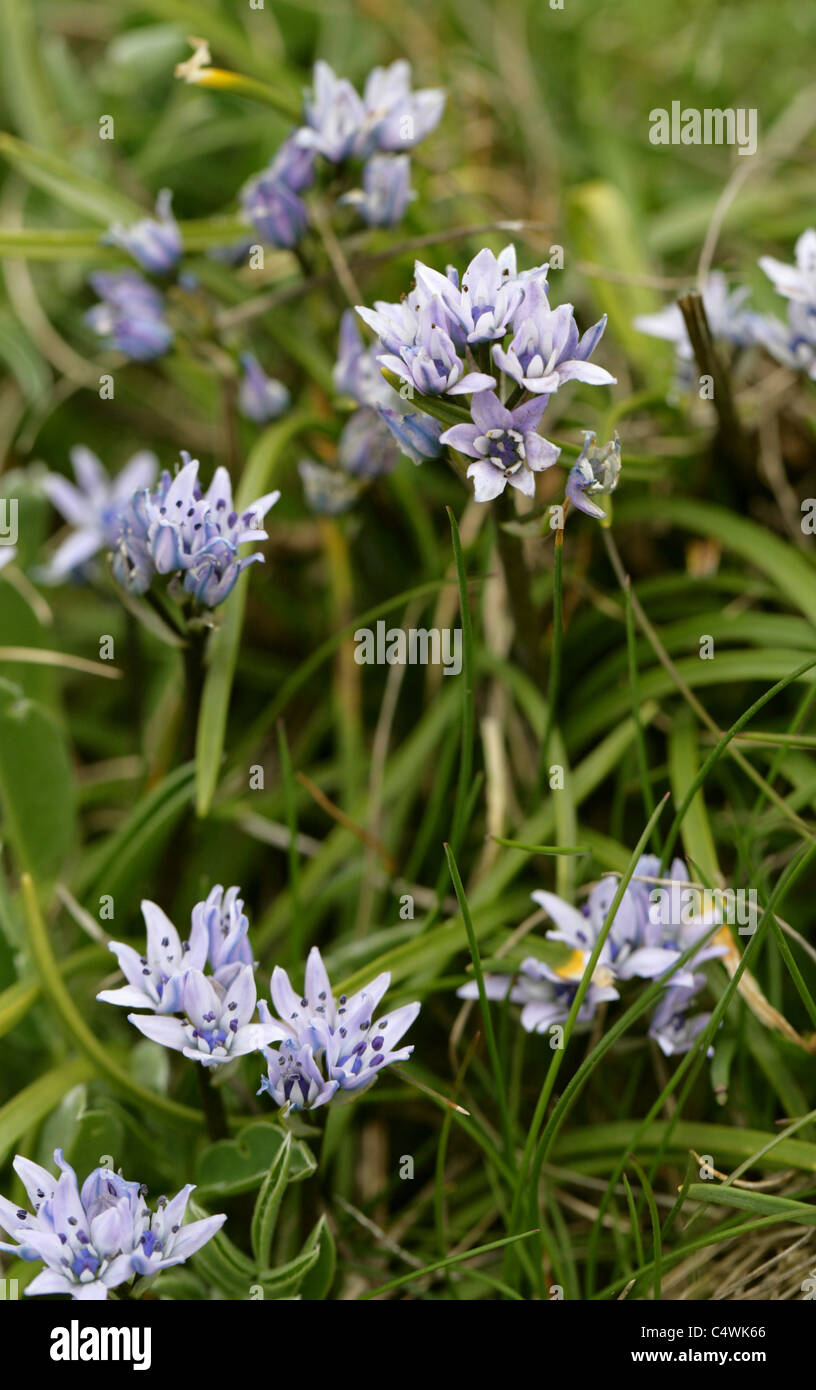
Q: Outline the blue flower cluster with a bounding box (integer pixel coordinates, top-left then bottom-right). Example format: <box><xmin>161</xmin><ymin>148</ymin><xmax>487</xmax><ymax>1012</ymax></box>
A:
<box><xmin>0</xmin><ymin>1149</ymin><xmax>224</xmax><ymax>1301</ymax></box>
<box><xmin>43</xmin><ymin>448</ymin><xmax>278</xmax><ymax>609</ymax></box>
<box><xmin>299</xmin><ymin>310</ymin><xmax>443</xmax><ymax>514</ymax></box>
<box><xmin>635</xmin><ymin>230</ymin><xmax>816</xmax><ymax>388</ymax></box>
<box><xmin>458</xmin><ymin>855</ymin><xmax>727</xmax><ymax>1055</ymax></box>
<box><xmin>97</xmin><ymin>889</ymin><xmax>419</xmax><ymax>1108</ymax></box>
<box><xmin>241</xmin><ymin>60</ymin><xmax>442</xmax><ymax>250</ymax></box>
<box><xmin>357</xmin><ymin>243</ymin><xmax>617</xmax><ymax>504</ymax></box>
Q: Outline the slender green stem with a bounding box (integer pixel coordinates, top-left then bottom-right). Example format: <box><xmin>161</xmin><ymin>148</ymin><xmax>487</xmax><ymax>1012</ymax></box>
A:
<box><xmin>196</xmin><ymin>1064</ymin><xmax>228</xmax><ymax>1142</ymax></box>
<box><xmin>444</xmin><ymin>843</ymin><xmax>514</xmax><ymax>1165</ymax></box>
<box><xmin>446</xmin><ymin>507</ymin><xmax>476</xmax><ymax>855</ymax></box>
<box><xmin>537</xmin><ymin>530</ymin><xmax>563</xmax><ymax>795</ymax></box>
<box><xmin>624</xmin><ymin>575</ymin><xmax>657</xmax><ymax>844</ymax></box>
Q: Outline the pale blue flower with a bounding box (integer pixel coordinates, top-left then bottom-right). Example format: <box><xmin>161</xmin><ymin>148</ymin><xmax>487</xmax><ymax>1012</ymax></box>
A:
<box><xmin>238</xmin><ymin>352</ymin><xmax>290</xmax><ymax>422</ymax></box>
<box><xmin>759</xmin><ymin>229</ymin><xmax>816</xmax><ymax>308</ymax></box>
<box><xmin>241</xmin><ymin>168</ymin><xmax>308</xmax><ymax>248</ymax></box>
<box><xmin>112</xmin><ymin>453</ymin><xmax>280</xmax><ymax>607</ymax></box>
<box><xmin>378</xmin><ymin>408</ymin><xmax>443</xmax><ymax>464</ymax></box>
<box><xmin>416</xmin><ymin>245</ymin><xmax>546</xmax><ymax>345</ymax></box>
<box><xmin>129</xmin><ymin>964</ymin><xmax>283</xmax><ymax>1067</ymax></box>
<box><xmin>633</xmin><ymin>272</ymin><xmax>754</xmax><ymax>363</ymax></box>
<box><xmin>749</xmin><ymin>300</ymin><xmax>816</xmax><ymax>381</ymax></box>
<box><xmin>0</xmin><ymin>1150</ymin><xmax>225</xmax><ymax>1300</ymax></box>
<box><xmin>334</xmin><ymin>309</ymin><xmax>394</xmax><ymax>408</ymax></box>
<box><xmin>360</xmin><ymin>60</ymin><xmax>445</xmax><ymax>153</ymax></box>
<box><xmin>97</xmin><ymin>885</ymin><xmax>253</xmax><ymax>1016</ymax></box>
<box><xmin>105</xmin><ymin>189</ymin><xmax>182</xmax><ymax>274</ymax></box>
<box><xmin>533</xmin><ymin>854</ymin><xmax>726</xmax><ymax>988</ymax></box>
<box><xmin>566</xmin><ymin>430</ymin><xmax>621</xmax><ymax>519</ymax></box>
<box><xmin>41</xmin><ymin>445</ymin><xmax>157</xmax><ymax>581</ymax></box>
<box><xmin>299</xmin><ymin>61</ymin><xmax>367</xmax><ymax>162</ymax></box>
<box><xmin>649</xmin><ymin>978</ymin><xmax>713</xmax><ymax>1057</ymax></box>
<box><xmin>457</xmin><ymin>955</ymin><xmax>619</xmax><ymax>1033</ymax></box>
<box><xmin>191</xmin><ymin>884</ymin><xmax>255</xmax><ymax>980</ymax></box>
<box><xmin>257</xmin><ymin>946</ymin><xmax>419</xmax><ymax>1110</ymax></box>
<box><xmin>267</xmin><ymin>132</ymin><xmax>317</xmax><ymax>194</ymax></box>
<box><xmin>492</xmin><ymin>279</ymin><xmax>615</xmax><ymax>395</ymax></box>
<box><xmin>86</xmin><ymin>271</ymin><xmax>173</xmax><ymax>360</ymax></box>
<box><xmin>97</xmin><ymin>899</ymin><xmax>206</xmax><ymax>1014</ymax></box>
<box><xmin>440</xmin><ymin>389</ymin><xmax>559</xmax><ymax>501</ymax></box>
<box><xmin>258</xmin><ymin>1040</ymin><xmax>339</xmax><ymax>1110</ymax></box>
<box><xmin>377</xmin><ymin>295</ymin><xmax>496</xmax><ymax>396</ymax></box>
<box><xmin>342</xmin><ymin>154</ymin><xmax>414</xmax><ymax>227</ymax></box>
<box><xmin>298</xmin><ymin>60</ymin><xmax>444</xmax><ymax>164</ymax></box>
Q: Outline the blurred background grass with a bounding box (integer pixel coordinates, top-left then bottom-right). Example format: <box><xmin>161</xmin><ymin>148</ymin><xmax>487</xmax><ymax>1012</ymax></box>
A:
<box><xmin>2</xmin><ymin>0</ymin><xmax>816</xmax><ymax>1299</ymax></box>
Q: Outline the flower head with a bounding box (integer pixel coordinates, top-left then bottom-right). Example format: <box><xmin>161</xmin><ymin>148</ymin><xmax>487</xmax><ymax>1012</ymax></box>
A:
<box><xmin>457</xmin><ymin>954</ymin><xmax>619</xmax><ymax>1034</ymax></box>
<box><xmin>566</xmin><ymin>430</ymin><xmax>621</xmax><ymax>519</ymax></box>
<box><xmin>129</xmin><ymin>964</ymin><xmax>282</xmax><ymax>1067</ymax></box>
<box><xmin>440</xmin><ymin>389</ymin><xmax>559</xmax><ymax>501</ymax></box>
<box><xmin>241</xmin><ymin>163</ymin><xmax>310</xmax><ymax>249</ymax></box>
<box><xmin>97</xmin><ymin>885</ymin><xmax>254</xmax><ymax>1017</ymax></box>
<box><xmin>377</xmin><ymin>295</ymin><xmax>496</xmax><ymax>397</ymax></box>
<box><xmin>341</xmin><ymin>154</ymin><xmax>414</xmax><ymax>227</ymax></box>
<box><xmin>492</xmin><ymin>279</ymin><xmax>615</xmax><ymax>395</ymax></box>
<box><xmin>360</xmin><ymin>60</ymin><xmax>445</xmax><ymax>153</ymax></box>
<box><xmin>416</xmin><ymin>245</ymin><xmax>545</xmax><ymax>345</ymax></box>
<box><xmin>238</xmin><ymin>353</ymin><xmax>290</xmax><ymax>423</ymax></box>
<box><xmin>257</xmin><ymin>946</ymin><xmax>419</xmax><ymax>1111</ymax></box>
<box><xmin>191</xmin><ymin>884</ymin><xmax>255</xmax><ymax>980</ymax></box>
<box><xmin>334</xmin><ymin>309</ymin><xmax>394</xmax><ymax>408</ymax></box>
<box><xmin>105</xmin><ymin>189</ymin><xmax>182</xmax><ymax>274</ymax></box>
<box><xmin>649</xmin><ymin>978</ymin><xmax>713</xmax><ymax>1057</ymax></box>
<box><xmin>378</xmin><ymin>408</ymin><xmax>443</xmax><ymax>465</ymax></box>
<box><xmin>533</xmin><ymin>855</ymin><xmax>726</xmax><ymax>988</ymax></box>
<box><xmin>0</xmin><ymin>1150</ymin><xmax>224</xmax><ymax>1299</ymax></box>
<box><xmin>86</xmin><ymin>271</ymin><xmax>173</xmax><ymax>360</ymax></box>
<box><xmin>41</xmin><ymin>445</ymin><xmax>157</xmax><ymax>582</ymax></box>
<box><xmin>299</xmin><ymin>61</ymin><xmax>367</xmax><ymax>162</ymax></box>
<box><xmin>98</xmin><ymin>899</ymin><xmax>206</xmax><ymax>1014</ymax></box>
<box><xmin>267</xmin><ymin>132</ymin><xmax>317</xmax><ymax>194</ymax></box>
<box><xmin>112</xmin><ymin>452</ymin><xmax>280</xmax><ymax>607</ymax></box>
<box><xmin>759</xmin><ymin>229</ymin><xmax>816</xmax><ymax>307</ymax></box>
<box><xmin>298</xmin><ymin>60</ymin><xmax>444</xmax><ymax>163</ymax></box>
<box><xmin>633</xmin><ymin>273</ymin><xmax>754</xmax><ymax>362</ymax></box>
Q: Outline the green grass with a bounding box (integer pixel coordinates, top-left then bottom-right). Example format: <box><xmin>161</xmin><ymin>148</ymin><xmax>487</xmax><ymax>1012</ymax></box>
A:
<box><xmin>0</xmin><ymin>0</ymin><xmax>816</xmax><ymax>1303</ymax></box>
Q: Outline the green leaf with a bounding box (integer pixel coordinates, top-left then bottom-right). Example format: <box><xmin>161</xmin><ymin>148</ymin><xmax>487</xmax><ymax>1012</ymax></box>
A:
<box><xmin>567</xmin><ymin>180</ymin><xmax>662</xmax><ymax>372</ymax></box>
<box><xmin>0</xmin><ymin>678</ymin><xmax>77</xmax><ymax>882</ymax></box>
<box><xmin>0</xmin><ymin>1058</ymin><xmax>94</xmax><ymax>1166</ymax></box>
<box><xmin>0</xmin><ymin>944</ymin><xmax>108</xmax><ymax>1040</ymax></box>
<box><xmin>250</xmin><ymin>1132</ymin><xmax>293</xmax><ymax>1269</ymax></box>
<box><xmin>72</xmin><ymin>763</ymin><xmax>194</xmax><ymax>906</ymax></box>
<box><xmin>255</xmin><ymin>1243</ymin><xmax>321</xmax><ymax>1300</ymax></box>
<box><xmin>617</xmin><ymin>495</ymin><xmax>816</xmax><ymax>626</ymax></box>
<box><xmin>298</xmin><ymin>1216</ymin><xmax>336</xmax><ymax>1300</ymax></box>
<box><xmin>0</xmin><ymin>132</ymin><xmax>141</xmax><ymax>224</ymax></box>
<box><xmin>668</xmin><ymin>712</ymin><xmax>720</xmax><ymax>884</ymax></box>
<box><xmin>0</xmin><ymin>978</ymin><xmax>38</xmax><ymax>1038</ymax></box>
<box><xmin>195</xmin><ymin>412</ymin><xmax>321</xmax><ymax>816</ymax></box>
<box><xmin>186</xmin><ymin>1198</ymin><xmax>257</xmax><ymax>1297</ymax></box>
<box><xmin>195</xmin><ymin>1121</ymin><xmax>316</xmax><ymax>1200</ymax></box>
<box><xmin>687</xmin><ymin>1184</ymin><xmax>816</xmax><ymax>1223</ymax></box>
